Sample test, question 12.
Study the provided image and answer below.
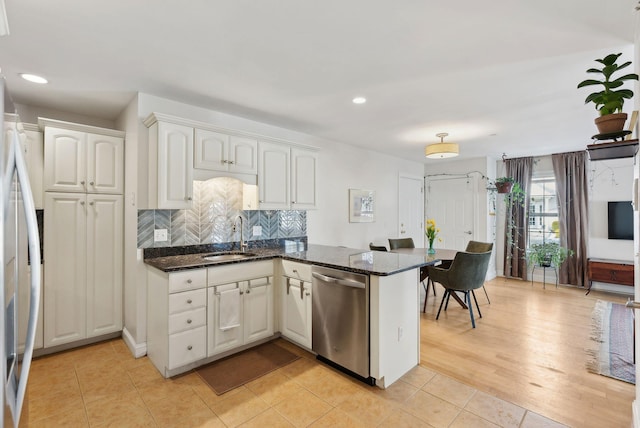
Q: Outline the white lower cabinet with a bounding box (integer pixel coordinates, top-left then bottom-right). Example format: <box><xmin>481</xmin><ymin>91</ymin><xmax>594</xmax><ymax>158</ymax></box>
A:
<box><xmin>147</xmin><ymin>261</ymin><xmax>274</xmax><ymax>377</ymax></box>
<box><xmin>280</xmin><ymin>261</ymin><xmax>312</xmax><ymax>349</ymax></box>
<box><xmin>44</xmin><ymin>192</ymin><xmax>123</xmax><ymax>348</ymax></box>
<box><xmin>207</xmin><ymin>261</ymin><xmax>274</xmax><ymax>357</ymax></box>
<box><xmin>147</xmin><ymin>268</ymin><xmax>208</xmax><ymax>376</ymax></box>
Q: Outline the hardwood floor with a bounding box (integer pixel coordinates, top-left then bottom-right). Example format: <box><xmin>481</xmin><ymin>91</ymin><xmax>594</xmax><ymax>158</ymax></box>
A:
<box><xmin>419</xmin><ymin>276</ymin><xmax>635</xmax><ymax>428</ymax></box>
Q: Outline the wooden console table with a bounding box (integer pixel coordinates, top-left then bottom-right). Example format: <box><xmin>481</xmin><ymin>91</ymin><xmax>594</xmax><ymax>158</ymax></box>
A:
<box><xmin>586</xmin><ymin>258</ymin><xmax>634</xmax><ymax>295</ymax></box>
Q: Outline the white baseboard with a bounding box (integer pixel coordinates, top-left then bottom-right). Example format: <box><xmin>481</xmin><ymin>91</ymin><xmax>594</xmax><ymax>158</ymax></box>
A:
<box><xmin>633</xmin><ymin>399</ymin><xmax>640</xmax><ymax>428</ymax></box>
<box><xmin>122</xmin><ymin>327</ymin><xmax>147</xmax><ymax>358</ymax></box>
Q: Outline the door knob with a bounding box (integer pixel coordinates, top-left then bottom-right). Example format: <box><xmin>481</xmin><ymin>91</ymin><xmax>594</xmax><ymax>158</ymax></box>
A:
<box><xmin>464</xmin><ymin>231</ymin><xmax>472</xmax><ymax>235</ymax></box>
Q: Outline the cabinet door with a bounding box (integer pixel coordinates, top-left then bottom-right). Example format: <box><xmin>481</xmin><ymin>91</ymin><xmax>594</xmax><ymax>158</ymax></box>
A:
<box><xmin>194</xmin><ymin>129</ymin><xmax>228</xmax><ymax>171</ymax></box>
<box><xmin>22</xmin><ymin>129</ymin><xmax>44</xmax><ymax>209</ymax></box>
<box><xmin>44</xmin><ymin>193</ymin><xmax>87</xmax><ymax>347</ymax></box>
<box><xmin>229</xmin><ymin>136</ymin><xmax>258</xmax><ymax>174</ymax></box>
<box><xmin>281</xmin><ymin>278</ymin><xmax>311</xmax><ymax>349</ymax></box>
<box><xmin>87</xmin><ymin>134</ymin><xmax>124</xmax><ymax>194</ymax></box>
<box><xmin>44</xmin><ymin>127</ymin><xmax>86</xmax><ymax>193</ymax></box>
<box><xmin>243</xmin><ymin>277</ymin><xmax>274</xmax><ymax>343</ymax></box>
<box><xmin>258</xmin><ymin>141</ymin><xmax>290</xmax><ymax>209</ymax></box>
<box><xmin>86</xmin><ymin>194</ymin><xmax>123</xmax><ymax>338</ymax></box>
<box><xmin>157</xmin><ymin>122</ymin><xmax>193</xmax><ymax>209</ymax></box>
<box><xmin>207</xmin><ymin>284</ymin><xmax>243</xmax><ymax>356</ymax></box>
<box><xmin>291</xmin><ymin>148</ymin><xmax>317</xmax><ymax>209</ymax></box>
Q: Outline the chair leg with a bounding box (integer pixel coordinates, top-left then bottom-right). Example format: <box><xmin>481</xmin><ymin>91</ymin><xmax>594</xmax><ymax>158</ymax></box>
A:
<box><xmin>444</xmin><ymin>292</ymin><xmax>451</xmax><ymax>311</ymax></box>
<box><xmin>471</xmin><ymin>290</ymin><xmax>482</xmax><ymax>319</ymax></box>
<box><xmin>482</xmin><ymin>285</ymin><xmax>490</xmax><ymax>304</ymax></box>
<box><xmin>466</xmin><ymin>291</ymin><xmax>476</xmax><ymax>328</ymax></box>
<box><xmin>429</xmin><ymin>278</ymin><xmax>436</xmax><ymax>296</ymax></box>
<box><xmin>436</xmin><ymin>290</ymin><xmax>449</xmax><ymax>320</ymax></box>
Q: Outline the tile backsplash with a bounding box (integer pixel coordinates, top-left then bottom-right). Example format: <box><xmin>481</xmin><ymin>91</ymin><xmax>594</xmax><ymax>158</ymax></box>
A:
<box><xmin>137</xmin><ymin>177</ymin><xmax>306</xmax><ymax>248</ymax></box>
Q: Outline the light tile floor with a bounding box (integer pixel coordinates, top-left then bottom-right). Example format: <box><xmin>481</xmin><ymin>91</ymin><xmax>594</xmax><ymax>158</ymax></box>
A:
<box><xmin>27</xmin><ymin>338</ymin><xmax>567</xmax><ymax>427</ymax></box>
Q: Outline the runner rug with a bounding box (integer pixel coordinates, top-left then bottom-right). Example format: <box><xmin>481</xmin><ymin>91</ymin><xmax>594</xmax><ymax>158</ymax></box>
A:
<box><xmin>195</xmin><ymin>341</ymin><xmax>300</xmax><ymax>395</ymax></box>
<box><xmin>586</xmin><ymin>300</ymin><xmax>635</xmax><ymax>384</ymax></box>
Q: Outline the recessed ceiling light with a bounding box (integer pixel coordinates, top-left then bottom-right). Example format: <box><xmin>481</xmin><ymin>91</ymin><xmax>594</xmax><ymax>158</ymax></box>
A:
<box><xmin>352</xmin><ymin>97</ymin><xmax>366</xmax><ymax>104</ymax></box>
<box><xmin>20</xmin><ymin>73</ymin><xmax>48</xmax><ymax>84</ymax></box>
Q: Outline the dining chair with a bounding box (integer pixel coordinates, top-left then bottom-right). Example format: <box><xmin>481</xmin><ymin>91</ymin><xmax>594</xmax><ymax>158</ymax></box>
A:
<box><xmin>464</xmin><ymin>241</ymin><xmax>493</xmax><ymax>304</ymax></box>
<box><xmin>426</xmin><ymin>250</ymin><xmax>492</xmax><ymax>328</ymax></box>
<box><xmin>387</xmin><ymin>238</ymin><xmax>415</xmax><ymax>250</ymax></box>
<box><xmin>388</xmin><ymin>238</ymin><xmax>436</xmax><ymax>306</ymax></box>
<box><xmin>369</xmin><ymin>243</ymin><xmax>388</xmax><ymax>251</ymax></box>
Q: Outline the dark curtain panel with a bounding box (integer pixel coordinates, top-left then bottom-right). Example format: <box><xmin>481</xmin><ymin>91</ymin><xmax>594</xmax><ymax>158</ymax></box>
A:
<box><xmin>504</xmin><ymin>157</ymin><xmax>533</xmax><ymax>279</ymax></box>
<box><xmin>552</xmin><ymin>151</ymin><xmax>589</xmax><ymax>286</ymax></box>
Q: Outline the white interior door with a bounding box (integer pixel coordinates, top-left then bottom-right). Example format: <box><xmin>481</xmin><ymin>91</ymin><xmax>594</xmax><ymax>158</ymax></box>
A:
<box><xmin>398</xmin><ymin>175</ymin><xmax>424</xmax><ymax>247</ymax></box>
<box><xmin>425</xmin><ymin>177</ymin><xmax>477</xmax><ymax>250</ymax></box>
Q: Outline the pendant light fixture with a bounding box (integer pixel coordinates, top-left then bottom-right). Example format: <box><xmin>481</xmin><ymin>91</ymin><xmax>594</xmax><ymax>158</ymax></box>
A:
<box><xmin>425</xmin><ymin>132</ymin><xmax>459</xmax><ymax>159</ymax></box>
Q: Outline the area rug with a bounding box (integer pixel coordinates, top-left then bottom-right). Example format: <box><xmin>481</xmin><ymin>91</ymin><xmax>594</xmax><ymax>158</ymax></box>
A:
<box><xmin>195</xmin><ymin>341</ymin><xmax>300</xmax><ymax>395</ymax></box>
<box><xmin>586</xmin><ymin>300</ymin><xmax>635</xmax><ymax>384</ymax></box>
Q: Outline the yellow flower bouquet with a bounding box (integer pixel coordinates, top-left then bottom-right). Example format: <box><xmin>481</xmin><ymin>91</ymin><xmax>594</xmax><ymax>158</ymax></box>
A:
<box><xmin>425</xmin><ymin>219</ymin><xmax>440</xmax><ymax>254</ymax></box>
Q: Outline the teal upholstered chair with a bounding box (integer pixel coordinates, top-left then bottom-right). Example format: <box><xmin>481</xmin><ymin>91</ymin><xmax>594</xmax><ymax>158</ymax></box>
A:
<box><xmin>464</xmin><ymin>241</ymin><xmax>493</xmax><ymax>303</ymax></box>
<box><xmin>387</xmin><ymin>238</ymin><xmax>415</xmax><ymax>250</ymax></box>
<box><xmin>369</xmin><ymin>243</ymin><xmax>388</xmax><ymax>251</ymax></box>
<box><xmin>427</xmin><ymin>250</ymin><xmax>492</xmax><ymax>328</ymax></box>
<box><xmin>388</xmin><ymin>238</ymin><xmax>436</xmax><ymax>308</ymax></box>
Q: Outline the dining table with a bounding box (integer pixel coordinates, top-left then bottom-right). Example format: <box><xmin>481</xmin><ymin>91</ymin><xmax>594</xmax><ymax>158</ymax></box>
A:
<box><xmin>390</xmin><ymin>247</ymin><xmax>467</xmax><ymax>309</ymax></box>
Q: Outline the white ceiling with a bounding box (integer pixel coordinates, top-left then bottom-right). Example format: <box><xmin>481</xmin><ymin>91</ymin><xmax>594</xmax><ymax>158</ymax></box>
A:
<box><xmin>1</xmin><ymin>0</ymin><xmax>638</xmax><ymax>163</ymax></box>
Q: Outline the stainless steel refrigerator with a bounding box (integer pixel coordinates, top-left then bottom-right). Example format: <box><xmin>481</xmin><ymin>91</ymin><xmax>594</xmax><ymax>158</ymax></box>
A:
<box><xmin>1</xmin><ymin>78</ymin><xmax>42</xmax><ymax>427</ymax></box>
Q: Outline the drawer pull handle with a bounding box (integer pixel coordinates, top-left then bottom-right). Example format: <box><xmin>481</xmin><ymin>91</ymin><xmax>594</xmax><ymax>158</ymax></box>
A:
<box><xmin>187</xmin><ymin>345</ymin><xmax>192</xmax><ymax>350</ymax></box>
<box><xmin>187</xmin><ymin>279</ymin><xmax>192</xmax><ymax>284</ymax></box>
<box><xmin>293</xmin><ymin>269</ymin><xmax>298</xmax><ymax>274</ymax></box>
<box><xmin>187</xmin><ymin>319</ymin><xmax>192</xmax><ymax>324</ymax></box>
<box><xmin>246</xmin><ymin>289</ymin><xmax>251</xmax><ymax>294</ymax></box>
<box><xmin>187</xmin><ymin>299</ymin><xmax>192</xmax><ymax>304</ymax></box>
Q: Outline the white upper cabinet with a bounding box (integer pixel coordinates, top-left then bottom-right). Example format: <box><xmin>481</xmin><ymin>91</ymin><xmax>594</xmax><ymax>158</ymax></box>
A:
<box><xmin>258</xmin><ymin>141</ymin><xmax>290</xmax><ymax>210</ymax></box>
<box><xmin>147</xmin><ymin>119</ymin><xmax>194</xmax><ymax>209</ymax></box>
<box><xmin>194</xmin><ymin>129</ymin><xmax>257</xmax><ymax>174</ymax></box>
<box><xmin>291</xmin><ymin>148</ymin><xmax>318</xmax><ymax>210</ymax></box>
<box><xmin>259</xmin><ymin>142</ymin><xmax>317</xmax><ymax>210</ymax></box>
<box><xmin>42</xmin><ymin>121</ymin><xmax>124</xmax><ymax>194</ymax></box>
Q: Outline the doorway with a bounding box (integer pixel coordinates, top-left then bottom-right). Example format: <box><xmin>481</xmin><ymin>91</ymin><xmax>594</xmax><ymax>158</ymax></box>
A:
<box><xmin>398</xmin><ymin>175</ymin><xmax>424</xmax><ymax>247</ymax></box>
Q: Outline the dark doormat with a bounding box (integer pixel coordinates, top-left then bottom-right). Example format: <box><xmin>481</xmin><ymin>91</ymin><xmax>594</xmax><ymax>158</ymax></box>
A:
<box><xmin>195</xmin><ymin>341</ymin><xmax>300</xmax><ymax>395</ymax></box>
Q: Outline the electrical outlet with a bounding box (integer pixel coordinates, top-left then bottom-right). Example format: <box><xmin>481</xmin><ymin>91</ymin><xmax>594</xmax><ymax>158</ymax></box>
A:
<box><xmin>154</xmin><ymin>229</ymin><xmax>168</xmax><ymax>242</ymax></box>
<box><xmin>253</xmin><ymin>225</ymin><xmax>262</xmax><ymax>236</ymax></box>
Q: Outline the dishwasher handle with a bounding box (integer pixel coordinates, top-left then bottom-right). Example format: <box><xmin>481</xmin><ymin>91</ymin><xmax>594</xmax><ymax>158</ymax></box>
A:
<box><xmin>312</xmin><ymin>272</ymin><xmax>366</xmax><ymax>289</ymax></box>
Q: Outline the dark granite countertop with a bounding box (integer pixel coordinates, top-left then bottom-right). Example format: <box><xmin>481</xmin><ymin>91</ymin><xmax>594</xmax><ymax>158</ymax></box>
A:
<box><xmin>144</xmin><ymin>244</ymin><xmax>439</xmax><ymax>276</ymax></box>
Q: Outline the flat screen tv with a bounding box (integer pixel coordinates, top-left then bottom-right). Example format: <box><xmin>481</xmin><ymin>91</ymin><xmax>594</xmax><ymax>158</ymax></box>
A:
<box><xmin>608</xmin><ymin>201</ymin><xmax>633</xmax><ymax>240</ymax></box>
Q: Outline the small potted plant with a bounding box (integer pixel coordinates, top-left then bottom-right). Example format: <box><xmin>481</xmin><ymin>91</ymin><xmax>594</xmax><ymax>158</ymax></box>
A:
<box><xmin>577</xmin><ymin>52</ymin><xmax>638</xmax><ymax>135</ymax></box>
<box><xmin>494</xmin><ymin>177</ymin><xmax>515</xmax><ymax>194</ymax></box>
<box><xmin>527</xmin><ymin>242</ymin><xmax>574</xmax><ymax>268</ymax></box>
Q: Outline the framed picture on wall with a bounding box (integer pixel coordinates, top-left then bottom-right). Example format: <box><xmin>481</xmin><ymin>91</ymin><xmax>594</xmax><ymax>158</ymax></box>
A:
<box><xmin>349</xmin><ymin>189</ymin><xmax>375</xmax><ymax>223</ymax></box>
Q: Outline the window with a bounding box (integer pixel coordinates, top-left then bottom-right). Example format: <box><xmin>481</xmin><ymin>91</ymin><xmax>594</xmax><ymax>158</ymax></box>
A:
<box><xmin>528</xmin><ymin>176</ymin><xmax>559</xmax><ymax>246</ymax></box>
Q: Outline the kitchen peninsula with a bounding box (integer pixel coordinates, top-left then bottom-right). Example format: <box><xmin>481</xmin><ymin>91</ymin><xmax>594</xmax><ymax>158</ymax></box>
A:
<box><xmin>145</xmin><ymin>244</ymin><xmax>437</xmax><ymax>388</ymax></box>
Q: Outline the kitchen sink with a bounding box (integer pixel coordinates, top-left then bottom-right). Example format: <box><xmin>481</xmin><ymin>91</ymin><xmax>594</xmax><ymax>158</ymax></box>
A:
<box><xmin>202</xmin><ymin>252</ymin><xmax>257</xmax><ymax>262</ymax></box>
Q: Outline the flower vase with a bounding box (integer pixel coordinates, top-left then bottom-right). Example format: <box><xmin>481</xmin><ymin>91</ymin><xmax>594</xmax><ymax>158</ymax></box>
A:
<box><xmin>428</xmin><ymin>242</ymin><xmax>436</xmax><ymax>254</ymax></box>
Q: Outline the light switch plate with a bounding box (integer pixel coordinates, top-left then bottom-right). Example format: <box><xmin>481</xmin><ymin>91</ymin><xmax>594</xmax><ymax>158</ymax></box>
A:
<box><xmin>154</xmin><ymin>229</ymin><xmax>168</xmax><ymax>242</ymax></box>
<box><xmin>253</xmin><ymin>226</ymin><xmax>262</xmax><ymax>236</ymax></box>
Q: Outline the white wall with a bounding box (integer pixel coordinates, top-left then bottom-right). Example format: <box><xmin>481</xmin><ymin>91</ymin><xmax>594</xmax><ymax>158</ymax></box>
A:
<box><xmin>588</xmin><ymin>157</ymin><xmax>634</xmax><ymax>294</ymax></box>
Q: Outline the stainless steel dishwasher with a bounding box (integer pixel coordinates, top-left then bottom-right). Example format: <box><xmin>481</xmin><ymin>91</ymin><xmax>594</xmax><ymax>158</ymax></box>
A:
<box><xmin>311</xmin><ymin>265</ymin><xmax>374</xmax><ymax>385</ymax></box>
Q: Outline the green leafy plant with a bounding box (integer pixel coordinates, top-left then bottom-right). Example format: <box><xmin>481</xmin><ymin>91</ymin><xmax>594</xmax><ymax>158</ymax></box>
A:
<box><xmin>527</xmin><ymin>242</ymin><xmax>574</xmax><ymax>268</ymax></box>
<box><xmin>577</xmin><ymin>52</ymin><xmax>638</xmax><ymax>116</ymax></box>
<box><xmin>495</xmin><ymin>177</ymin><xmax>515</xmax><ymax>184</ymax></box>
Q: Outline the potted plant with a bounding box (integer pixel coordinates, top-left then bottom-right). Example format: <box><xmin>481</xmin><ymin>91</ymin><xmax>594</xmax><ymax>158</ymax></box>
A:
<box><xmin>527</xmin><ymin>242</ymin><xmax>574</xmax><ymax>268</ymax></box>
<box><xmin>494</xmin><ymin>177</ymin><xmax>515</xmax><ymax>194</ymax></box>
<box><xmin>577</xmin><ymin>52</ymin><xmax>638</xmax><ymax>135</ymax></box>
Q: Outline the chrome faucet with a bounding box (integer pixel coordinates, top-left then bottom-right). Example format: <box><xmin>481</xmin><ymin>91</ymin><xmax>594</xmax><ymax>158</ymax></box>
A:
<box><xmin>233</xmin><ymin>215</ymin><xmax>247</xmax><ymax>252</ymax></box>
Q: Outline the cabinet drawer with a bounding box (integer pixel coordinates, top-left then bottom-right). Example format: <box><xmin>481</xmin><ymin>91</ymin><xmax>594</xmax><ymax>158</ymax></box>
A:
<box><xmin>588</xmin><ymin>261</ymin><xmax>634</xmax><ymax>286</ymax></box>
<box><xmin>208</xmin><ymin>260</ymin><xmax>273</xmax><ymax>285</ymax></box>
<box><xmin>169</xmin><ymin>307</ymin><xmax>206</xmax><ymax>334</ymax></box>
<box><xmin>169</xmin><ymin>288</ymin><xmax>206</xmax><ymax>314</ymax></box>
<box><xmin>168</xmin><ymin>326</ymin><xmax>206</xmax><ymax>369</ymax></box>
<box><xmin>281</xmin><ymin>260</ymin><xmax>312</xmax><ymax>282</ymax></box>
<box><xmin>169</xmin><ymin>269</ymin><xmax>207</xmax><ymax>293</ymax></box>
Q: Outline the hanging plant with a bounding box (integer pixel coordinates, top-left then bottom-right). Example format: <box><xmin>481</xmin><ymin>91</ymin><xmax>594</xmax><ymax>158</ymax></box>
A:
<box><xmin>494</xmin><ymin>177</ymin><xmax>515</xmax><ymax>194</ymax></box>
